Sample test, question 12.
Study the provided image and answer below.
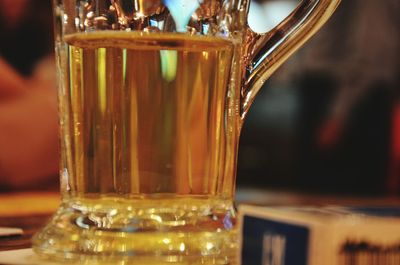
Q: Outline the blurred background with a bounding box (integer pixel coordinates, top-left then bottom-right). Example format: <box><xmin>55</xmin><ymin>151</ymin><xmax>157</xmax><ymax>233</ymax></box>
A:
<box><xmin>239</xmin><ymin>0</ymin><xmax>400</xmax><ymax>196</ymax></box>
<box><xmin>0</xmin><ymin>0</ymin><xmax>399</xmax><ymax>196</ymax></box>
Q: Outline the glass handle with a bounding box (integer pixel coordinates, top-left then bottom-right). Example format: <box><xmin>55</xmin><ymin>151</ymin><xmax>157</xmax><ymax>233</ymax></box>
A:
<box><xmin>241</xmin><ymin>0</ymin><xmax>341</xmax><ymax>118</ymax></box>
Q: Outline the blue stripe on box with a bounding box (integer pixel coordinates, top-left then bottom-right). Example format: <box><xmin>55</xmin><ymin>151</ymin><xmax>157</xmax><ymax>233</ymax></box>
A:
<box><xmin>242</xmin><ymin>216</ymin><xmax>309</xmax><ymax>265</ymax></box>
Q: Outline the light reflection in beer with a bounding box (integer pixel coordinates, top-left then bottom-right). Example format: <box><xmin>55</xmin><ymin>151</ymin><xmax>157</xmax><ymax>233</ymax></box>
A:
<box><xmin>97</xmin><ymin>48</ymin><xmax>107</xmax><ymax>114</ymax></box>
<box><xmin>179</xmin><ymin>242</ymin><xmax>186</xmax><ymax>252</ymax></box>
<box><xmin>160</xmin><ymin>50</ymin><xmax>178</xmax><ymax>82</ymax></box>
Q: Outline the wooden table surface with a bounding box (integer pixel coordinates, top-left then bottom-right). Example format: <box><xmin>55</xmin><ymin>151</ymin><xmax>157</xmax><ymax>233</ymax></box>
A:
<box><xmin>0</xmin><ymin>192</ymin><xmax>59</xmax><ymax>252</ymax></box>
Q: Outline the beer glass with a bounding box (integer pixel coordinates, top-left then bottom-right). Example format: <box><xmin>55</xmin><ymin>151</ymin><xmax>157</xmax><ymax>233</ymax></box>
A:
<box><xmin>33</xmin><ymin>0</ymin><xmax>340</xmax><ymax>263</ymax></box>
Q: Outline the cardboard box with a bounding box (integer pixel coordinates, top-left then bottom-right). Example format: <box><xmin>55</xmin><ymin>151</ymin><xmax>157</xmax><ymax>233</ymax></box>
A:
<box><xmin>238</xmin><ymin>205</ymin><xmax>400</xmax><ymax>265</ymax></box>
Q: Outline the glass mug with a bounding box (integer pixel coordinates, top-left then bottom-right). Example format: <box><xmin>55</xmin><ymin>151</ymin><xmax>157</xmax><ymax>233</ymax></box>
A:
<box><xmin>33</xmin><ymin>0</ymin><xmax>340</xmax><ymax>263</ymax></box>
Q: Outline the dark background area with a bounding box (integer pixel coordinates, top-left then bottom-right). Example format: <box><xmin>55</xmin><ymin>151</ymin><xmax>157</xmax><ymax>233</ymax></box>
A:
<box><xmin>0</xmin><ymin>0</ymin><xmax>53</xmax><ymax>77</ymax></box>
<box><xmin>238</xmin><ymin>0</ymin><xmax>400</xmax><ymax>196</ymax></box>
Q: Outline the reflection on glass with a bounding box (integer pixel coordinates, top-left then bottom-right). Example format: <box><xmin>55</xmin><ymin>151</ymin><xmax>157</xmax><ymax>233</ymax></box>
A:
<box><xmin>249</xmin><ymin>0</ymin><xmax>298</xmax><ymax>32</ymax></box>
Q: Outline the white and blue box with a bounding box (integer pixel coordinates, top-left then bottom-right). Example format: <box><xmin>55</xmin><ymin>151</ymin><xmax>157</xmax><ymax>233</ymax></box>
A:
<box><xmin>238</xmin><ymin>205</ymin><xmax>400</xmax><ymax>265</ymax></box>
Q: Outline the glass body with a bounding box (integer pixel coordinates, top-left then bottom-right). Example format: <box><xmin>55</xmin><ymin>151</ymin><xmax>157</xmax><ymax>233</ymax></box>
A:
<box><xmin>33</xmin><ymin>0</ymin><xmax>340</xmax><ymax>263</ymax></box>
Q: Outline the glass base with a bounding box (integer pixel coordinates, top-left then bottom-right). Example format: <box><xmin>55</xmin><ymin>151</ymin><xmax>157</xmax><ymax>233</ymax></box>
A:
<box><xmin>32</xmin><ymin>195</ymin><xmax>238</xmax><ymax>264</ymax></box>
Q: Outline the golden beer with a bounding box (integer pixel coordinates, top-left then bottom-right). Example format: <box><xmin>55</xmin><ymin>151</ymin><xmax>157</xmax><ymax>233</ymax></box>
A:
<box><xmin>63</xmin><ymin>32</ymin><xmax>236</xmax><ymax>197</ymax></box>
